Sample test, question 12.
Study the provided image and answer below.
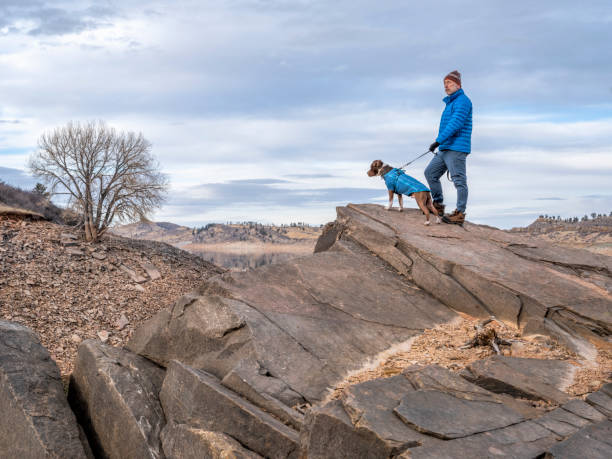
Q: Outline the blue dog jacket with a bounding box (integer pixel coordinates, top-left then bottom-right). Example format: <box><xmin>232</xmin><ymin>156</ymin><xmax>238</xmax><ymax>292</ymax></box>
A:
<box><xmin>383</xmin><ymin>168</ymin><xmax>430</xmax><ymax>196</ymax></box>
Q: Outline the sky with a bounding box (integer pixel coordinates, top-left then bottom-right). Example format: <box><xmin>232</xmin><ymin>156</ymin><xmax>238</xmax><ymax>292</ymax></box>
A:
<box><xmin>0</xmin><ymin>0</ymin><xmax>611</xmax><ymax>229</ymax></box>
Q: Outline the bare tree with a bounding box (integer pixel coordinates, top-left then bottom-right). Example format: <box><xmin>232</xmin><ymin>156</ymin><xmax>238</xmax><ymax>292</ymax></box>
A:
<box><xmin>29</xmin><ymin>121</ymin><xmax>168</xmax><ymax>241</ymax></box>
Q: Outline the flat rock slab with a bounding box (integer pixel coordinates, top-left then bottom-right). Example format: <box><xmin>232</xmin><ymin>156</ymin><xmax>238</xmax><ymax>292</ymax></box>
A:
<box><xmin>0</xmin><ymin>320</ymin><xmax>87</xmax><ymax>459</ymax></box>
<box><xmin>405</xmin><ymin>420</ymin><xmax>557</xmax><ymax>459</ymax></box>
<box><xmin>340</xmin><ymin>375</ymin><xmax>437</xmax><ymax>452</ymax></box>
<box><xmin>586</xmin><ymin>386</ymin><xmax>612</xmax><ymax>418</ymax></box>
<box><xmin>300</xmin><ymin>400</ymin><xmax>397</xmax><ymax>459</ymax></box>
<box><xmin>533</xmin><ymin>406</ymin><xmax>592</xmax><ymax>437</ymax></box>
<box><xmin>160</xmin><ymin>360</ymin><xmax>300</xmax><ymax>459</ymax></box>
<box><xmin>300</xmin><ymin>365</ymin><xmax>544</xmax><ymax>458</ymax></box>
<box><xmin>68</xmin><ymin>340</ymin><xmax>166</xmax><ymax>459</ymax></box>
<box><xmin>394</xmin><ymin>389</ymin><xmax>525</xmax><ymax>440</ymax></box>
<box><xmin>130</xmin><ymin>248</ymin><xmax>457</xmax><ymax>404</ymax></box>
<box><xmin>324</xmin><ymin>204</ymin><xmax>612</xmax><ymax>342</ymax></box>
<box><xmin>545</xmin><ymin>420</ymin><xmax>612</xmax><ymax>459</ymax></box>
<box><xmin>161</xmin><ymin>423</ymin><xmax>262</xmax><ymax>458</ymax></box>
<box><xmin>402</xmin><ymin>364</ymin><xmax>541</xmax><ymax>419</ymax></box>
<box><xmin>561</xmin><ymin>399</ymin><xmax>608</xmax><ymax>423</ymax></box>
<box><xmin>461</xmin><ymin>355</ymin><xmax>574</xmax><ymax>404</ymax></box>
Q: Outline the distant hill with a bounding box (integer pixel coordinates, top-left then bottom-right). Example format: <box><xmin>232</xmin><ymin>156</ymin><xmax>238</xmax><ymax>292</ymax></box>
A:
<box><xmin>109</xmin><ymin>221</ymin><xmax>193</xmax><ymax>245</ymax></box>
<box><xmin>0</xmin><ymin>181</ymin><xmax>68</xmax><ymax>223</ymax></box>
<box><xmin>510</xmin><ymin>215</ymin><xmax>612</xmax><ymax>256</ymax></box>
<box><xmin>111</xmin><ymin>221</ymin><xmax>322</xmax><ymax>246</ymax></box>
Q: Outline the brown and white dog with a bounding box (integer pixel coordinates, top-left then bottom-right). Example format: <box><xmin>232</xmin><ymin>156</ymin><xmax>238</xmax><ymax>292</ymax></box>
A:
<box><xmin>367</xmin><ymin>160</ymin><xmax>441</xmax><ymax>225</ymax></box>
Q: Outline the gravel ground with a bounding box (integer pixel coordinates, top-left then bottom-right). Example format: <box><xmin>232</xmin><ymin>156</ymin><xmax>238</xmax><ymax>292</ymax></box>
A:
<box><xmin>0</xmin><ymin>216</ymin><xmax>224</xmax><ymax>379</ymax></box>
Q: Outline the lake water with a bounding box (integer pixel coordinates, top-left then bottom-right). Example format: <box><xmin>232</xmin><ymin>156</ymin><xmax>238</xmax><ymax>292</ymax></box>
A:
<box><xmin>194</xmin><ymin>250</ymin><xmax>305</xmax><ymax>271</ymax></box>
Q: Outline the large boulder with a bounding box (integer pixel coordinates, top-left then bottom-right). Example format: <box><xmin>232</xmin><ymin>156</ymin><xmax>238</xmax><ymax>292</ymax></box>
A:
<box><xmin>0</xmin><ymin>320</ymin><xmax>87</xmax><ymax>458</ymax></box>
<box><xmin>300</xmin><ymin>365</ymin><xmax>543</xmax><ymax>457</ymax></box>
<box><xmin>161</xmin><ymin>423</ymin><xmax>262</xmax><ymax>458</ymax></box>
<box><xmin>339</xmin><ymin>375</ymin><xmax>437</xmax><ymax>451</ymax></box>
<box><xmin>301</xmin><ymin>400</ymin><xmax>397</xmax><ymax>459</ymax></box>
<box><xmin>320</xmin><ymin>205</ymin><xmax>611</xmax><ymax>348</ymax></box>
<box><xmin>128</xmin><ymin>247</ymin><xmax>457</xmax><ymax>406</ymax></box>
<box><xmin>68</xmin><ymin>340</ymin><xmax>166</xmax><ymax>459</ymax></box>
<box><xmin>160</xmin><ymin>360</ymin><xmax>300</xmax><ymax>458</ymax></box>
<box><xmin>120</xmin><ymin>204</ymin><xmax>612</xmax><ymax>457</ymax></box>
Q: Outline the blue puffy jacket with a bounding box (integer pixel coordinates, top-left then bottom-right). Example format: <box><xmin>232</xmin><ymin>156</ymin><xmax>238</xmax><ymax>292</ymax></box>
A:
<box><xmin>436</xmin><ymin>88</ymin><xmax>472</xmax><ymax>153</ymax></box>
<box><xmin>383</xmin><ymin>168</ymin><xmax>430</xmax><ymax>196</ymax></box>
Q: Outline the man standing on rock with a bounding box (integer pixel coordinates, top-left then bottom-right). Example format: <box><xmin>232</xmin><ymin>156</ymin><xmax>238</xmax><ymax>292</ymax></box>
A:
<box><xmin>425</xmin><ymin>70</ymin><xmax>472</xmax><ymax>225</ymax></box>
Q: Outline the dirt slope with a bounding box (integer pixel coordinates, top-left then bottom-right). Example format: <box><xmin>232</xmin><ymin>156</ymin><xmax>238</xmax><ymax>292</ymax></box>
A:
<box><xmin>0</xmin><ymin>215</ymin><xmax>224</xmax><ymax>378</ymax></box>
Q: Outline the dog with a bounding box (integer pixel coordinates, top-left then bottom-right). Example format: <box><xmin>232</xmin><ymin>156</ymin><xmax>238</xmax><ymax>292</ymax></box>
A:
<box><xmin>367</xmin><ymin>160</ymin><xmax>441</xmax><ymax>225</ymax></box>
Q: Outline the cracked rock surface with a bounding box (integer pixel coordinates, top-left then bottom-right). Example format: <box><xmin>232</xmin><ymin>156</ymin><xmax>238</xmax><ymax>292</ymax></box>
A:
<box><xmin>327</xmin><ymin>204</ymin><xmax>611</xmax><ymax>351</ymax></box>
<box><xmin>128</xmin><ymin>246</ymin><xmax>458</xmax><ymax>404</ymax></box>
<box><xmin>54</xmin><ymin>204</ymin><xmax>611</xmax><ymax>458</ymax></box>
<box><xmin>0</xmin><ymin>320</ymin><xmax>87</xmax><ymax>458</ymax></box>
<box><xmin>68</xmin><ymin>340</ymin><xmax>166</xmax><ymax>459</ymax></box>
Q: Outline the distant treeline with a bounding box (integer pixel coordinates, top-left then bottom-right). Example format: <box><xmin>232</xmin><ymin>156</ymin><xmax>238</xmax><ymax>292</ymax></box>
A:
<box><xmin>190</xmin><ymin>221</ymin><xmax>322</xmax><ymax>243</ymax></box>
<box><xmin>538</xmin><ymin>212</ymin><xmax>612</xmax><ymax>223</ymax></box>
<box><xmin>192</xmin><ymin>221</ymin><xmax>322</xmax><ymax>235</ymax></box>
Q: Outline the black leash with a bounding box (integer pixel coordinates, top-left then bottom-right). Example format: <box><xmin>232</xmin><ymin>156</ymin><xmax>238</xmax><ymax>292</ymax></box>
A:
<box><xmin>398</xmin><ymin>150</ymin><xmax>432</xmax><ymax>170</ymax></box>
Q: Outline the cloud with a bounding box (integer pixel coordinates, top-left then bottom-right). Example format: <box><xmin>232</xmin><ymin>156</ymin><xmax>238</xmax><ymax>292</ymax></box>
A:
<box><xmin>0</xmin><ymin>1</ymin><xmax>611</xmax><ymax>229</ymax></box>
<box><xmin>229</xmin><ymin>178</ymin><xmax>290</xmax><ymax>185</ymax></box>
<box><xmin>0</xmin><ymin>166</ymin><xmax>36</xmax><ymax>189</ymax></box>
<box><xmin>171</xmin><ymin>180</ymin><xmax>382</xmax><ymax>209</ymax></box>
<box><xmin>283</xmin><ymin>173</ymin><xmax>337</xmax><ymax>179</ymax></box>
<box><xmin>0</xmin><ymin>2</ymin><xmax>117</xmax><ymax>36</ymax></box>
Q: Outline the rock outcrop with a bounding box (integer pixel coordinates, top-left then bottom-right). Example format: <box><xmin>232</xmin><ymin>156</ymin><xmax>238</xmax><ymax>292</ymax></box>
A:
<box><xmin>68</xmin><ymin>340</ymin><xmax>166</xmax><ymax>459</ymax></box>
<box><xmin>2</xmin><ymin>204</ymin><xmax>611</xmax><ymax>458</ymax></box>
<box><xmin>319</xmin><ymin>205</ymin><xmax>611</xmax><ymax>350</ymax></box>
<box><xmin>0</xmin><ymin>321</ymin><xmax>88</xmax><ymax>458</ymax></box>
<box><xmin>160</xmin><ymin>360</ymin><xmax>300</xmax><ymax>458</ymax></box>
<box><xmin>128</xmin><ymin>245</ymin><xmax>457</xmax><ymax>404</ymax></box>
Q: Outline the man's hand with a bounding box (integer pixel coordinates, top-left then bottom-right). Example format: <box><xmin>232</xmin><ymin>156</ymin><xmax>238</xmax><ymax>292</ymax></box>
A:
<box><xmin>429</xmin><ymin>141</ymin><xmax>440</xmax><ymax>152</ymax></box>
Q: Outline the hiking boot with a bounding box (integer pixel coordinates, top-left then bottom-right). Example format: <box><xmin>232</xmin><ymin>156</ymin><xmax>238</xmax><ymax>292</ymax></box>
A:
<box><xmin>442</xmin><ymin>209</ymin><xmax>465</xmax><ymax>225</ymax></box>
<box><xmin>433</xmin><ymin>201</ymin><xmax>445</xmax><ymax>216</ymax></box>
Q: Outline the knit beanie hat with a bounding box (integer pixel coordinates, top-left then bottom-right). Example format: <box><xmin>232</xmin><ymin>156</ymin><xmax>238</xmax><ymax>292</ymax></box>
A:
<box><xmin>444</xmin><ymin>70</ymin><xmax>461</xmax><ymax>87</ymax></box>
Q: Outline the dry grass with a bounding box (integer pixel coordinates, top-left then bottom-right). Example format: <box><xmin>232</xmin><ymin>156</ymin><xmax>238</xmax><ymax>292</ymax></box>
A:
<box><xmin>0</xmin><ymin>204</ymin><xmax>45</xmax><ymax>219</ymax></box>
<box><xmin>330</xmin><ymin>314</ymin><xmax>610</xmax><ymax>400</ymax></box>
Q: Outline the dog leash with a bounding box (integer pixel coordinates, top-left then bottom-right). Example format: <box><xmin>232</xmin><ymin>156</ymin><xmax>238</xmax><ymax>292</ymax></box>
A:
<box><xmin>399</xmin><ymin>150</ymin><xmax>453</xmax><ymax>182</ymax></box>
<box><xmin>399</xmin><ymin>150</ymin><xmax>433</xmax><ymax>170</ymax></box>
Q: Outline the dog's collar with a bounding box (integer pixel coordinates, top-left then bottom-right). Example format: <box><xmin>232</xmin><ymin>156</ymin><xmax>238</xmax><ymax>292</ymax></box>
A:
<box><xmin>377</xmin><ymin>163</ymin><xmax>391</xmax><ymax>178</ymax></box>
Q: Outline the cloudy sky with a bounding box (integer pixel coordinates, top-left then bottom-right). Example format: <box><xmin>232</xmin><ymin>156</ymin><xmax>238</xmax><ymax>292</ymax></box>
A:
<box><xmin>1</xmin><ymin>1</ymin><xmax>611</xmax><ymax>228</ymax></box>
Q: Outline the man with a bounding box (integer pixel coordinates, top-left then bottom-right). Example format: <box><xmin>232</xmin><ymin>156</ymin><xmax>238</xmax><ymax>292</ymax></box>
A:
<box><xmin>425</xmin><ymin>70</ymin><xmax>472</xmax><ymax>225</ymax></box>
